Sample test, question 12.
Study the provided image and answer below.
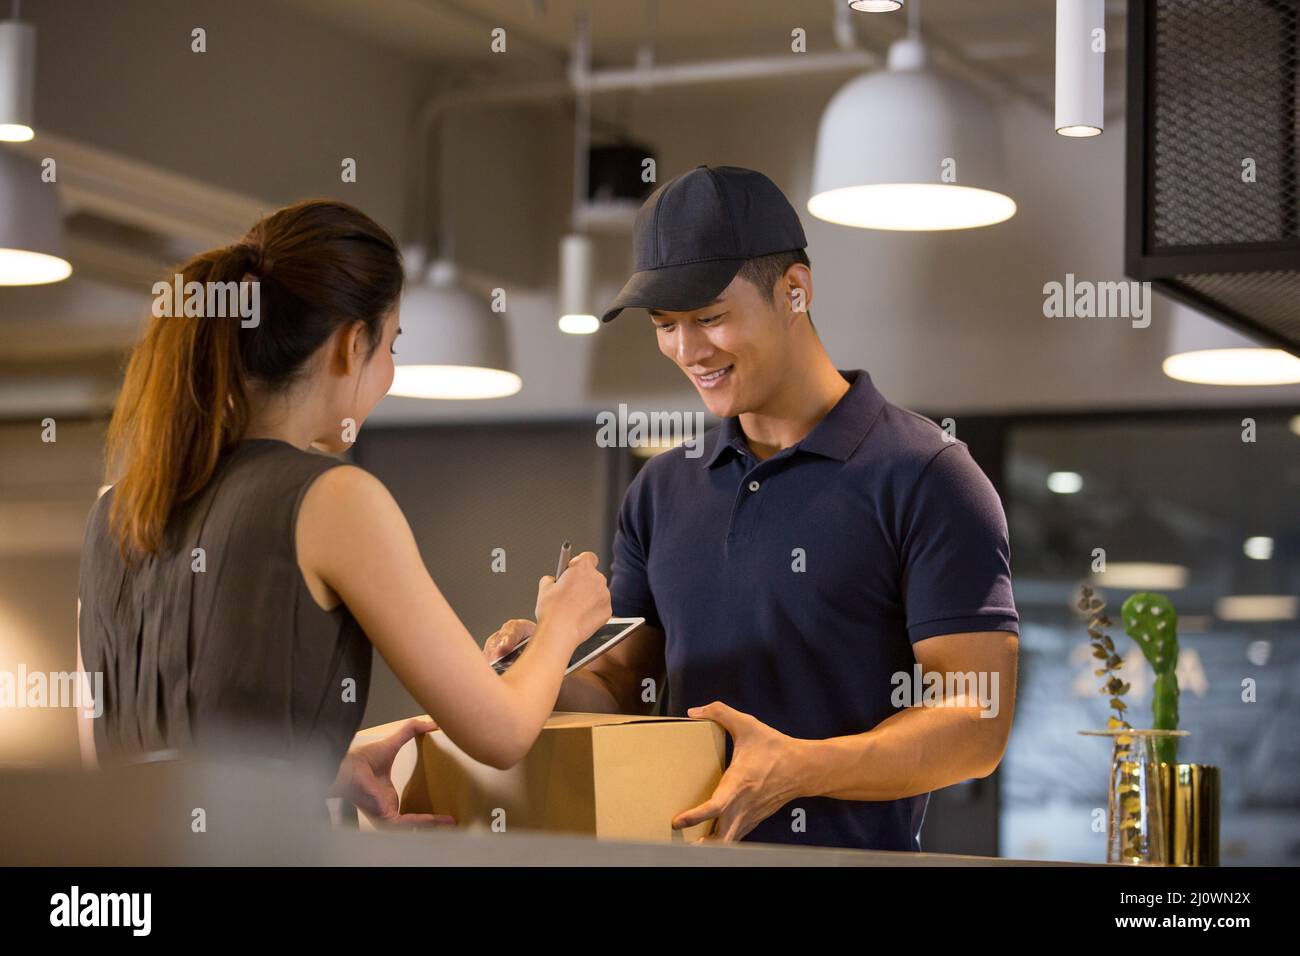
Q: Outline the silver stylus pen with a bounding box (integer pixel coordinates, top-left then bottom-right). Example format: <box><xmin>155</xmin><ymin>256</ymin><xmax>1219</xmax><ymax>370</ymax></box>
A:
<box><xmin>555</xmin><ymin>540</ymin><xmax>572</xmax><ymax>580</ymax></box>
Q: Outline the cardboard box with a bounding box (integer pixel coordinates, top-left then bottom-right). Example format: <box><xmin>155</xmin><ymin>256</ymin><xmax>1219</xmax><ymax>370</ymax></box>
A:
<box><xmin>400</xmin><ymin>712</ymin><xmax>726</xmax><ymax>842</ymax></box>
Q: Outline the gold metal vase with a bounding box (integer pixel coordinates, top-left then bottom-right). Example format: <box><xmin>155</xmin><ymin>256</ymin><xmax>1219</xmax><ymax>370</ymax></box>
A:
<box><xmin>1161</xmin><ymin>762</ymin><xmax>1220</xmax><ymax>866</ymax></box>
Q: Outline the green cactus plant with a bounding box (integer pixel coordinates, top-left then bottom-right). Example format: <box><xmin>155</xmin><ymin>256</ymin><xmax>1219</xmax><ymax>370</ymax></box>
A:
<box><xmin>1120</xmin><ymin>592</ymin><xmax>1180</xmax><ymax>764</ymax></box>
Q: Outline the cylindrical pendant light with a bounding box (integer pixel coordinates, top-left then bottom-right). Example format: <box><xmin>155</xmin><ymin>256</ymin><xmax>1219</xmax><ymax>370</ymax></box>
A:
<box><xmin>389</xmin><ymin>259</ymin><xmax>522</xmax><ymax>400</ymax></box>
<box><xmin>558</xmin><ymin>233</ymin><xmax>598</xmax><ymax>335</ymax></box>
<box><xmin>559</xmin><ymin>14</ymin><xmax>600</xmax><ymax>336</ymax></box>
<box><xmin>1162</xmin><ymin>301</ymin><xmax>1300</xmax><ymax>386</ymax></box>
<box><xmin>809</xmin><ymin>36</ymin><xmax>1016</xmax><ymax>230</ymax></box>
<box><xmin>1055</xmin><ymin>0</ymin><xmax>1105</xmax><ymax>137</ymax></box>
<box><xmin>0</xmin><ymin>19</ymin><xmax>36</xmax><ymax>142</ymax></box>
<box><xmin>0</xmin><ymin>148</ymin><xmax>72</xmax><ymax>285</ymax></box>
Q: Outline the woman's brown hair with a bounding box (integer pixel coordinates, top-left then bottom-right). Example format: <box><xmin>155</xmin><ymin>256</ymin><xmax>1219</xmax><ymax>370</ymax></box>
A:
<box><xmin>106</xmin><ymin>199</ymin><xmax>404</xmax><ymax>557</ymax></box>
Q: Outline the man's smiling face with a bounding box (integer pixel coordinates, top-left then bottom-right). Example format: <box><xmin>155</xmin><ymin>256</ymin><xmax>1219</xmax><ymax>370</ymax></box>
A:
<box><xmin>649</xmin><ymin>269</ymin><xmax>801</xmax><ymax>419</ymax></box>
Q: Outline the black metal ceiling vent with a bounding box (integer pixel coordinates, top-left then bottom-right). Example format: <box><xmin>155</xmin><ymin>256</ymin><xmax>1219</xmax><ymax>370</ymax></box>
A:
<box><xmin>1127</xmin><ymin>0</ymin><xmax>1300</xmax><ymax>352</ymax></box>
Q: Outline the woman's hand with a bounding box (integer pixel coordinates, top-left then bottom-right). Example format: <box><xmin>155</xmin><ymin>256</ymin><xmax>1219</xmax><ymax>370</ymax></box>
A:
<box><xmin>534</xmin><ymin>551</ymin><xmax>612</xmax><ymax>649</ymax></box>
<box><xmin>331</xmin><ymin>717</ymin><xmax>455</xmax><ymax>830</ymax></box>
<box><xmin>483</xmin><ymin>618</ymin><xmax>536</xmax><ymax>665</ymax></box>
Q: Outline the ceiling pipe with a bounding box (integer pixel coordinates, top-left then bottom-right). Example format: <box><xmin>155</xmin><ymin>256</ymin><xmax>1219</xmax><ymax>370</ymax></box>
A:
<box><xmin>409</xmin><ymin>48</ymin><xmax>884</xmax><ymax>254</ymax></box>
<box><xmin>571</xmin><ymin>49</ymin><xmax>878</xmax><ymax>95</ymax></box>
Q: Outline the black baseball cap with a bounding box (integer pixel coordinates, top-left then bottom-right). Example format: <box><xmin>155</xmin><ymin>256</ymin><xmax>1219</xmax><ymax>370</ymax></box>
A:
<box><xmin>600</xmin><ymin>165</ymin><xmax>807</xmax><ymax>322</ymax></box>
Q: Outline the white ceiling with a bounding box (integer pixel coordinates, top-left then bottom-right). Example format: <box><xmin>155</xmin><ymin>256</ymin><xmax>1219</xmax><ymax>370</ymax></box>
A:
<box><xmin>9</xmin><ymin>0</ymin><xmax>1285</xmax><ymax>428</ymax></box>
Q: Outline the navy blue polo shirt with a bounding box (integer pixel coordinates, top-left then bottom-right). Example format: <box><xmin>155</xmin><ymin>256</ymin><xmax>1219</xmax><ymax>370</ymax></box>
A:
<box><xmin>610</xmin><ymin>369</ymin><xmax>1018</xmax><ymax>851</ymax></box>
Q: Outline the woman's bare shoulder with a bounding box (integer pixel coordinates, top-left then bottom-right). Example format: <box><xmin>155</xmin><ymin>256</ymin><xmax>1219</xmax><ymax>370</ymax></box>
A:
<box><xmin>296</xmin><ymin>463</ymin><xmax>414</xmax><ymax>572</ymax></box>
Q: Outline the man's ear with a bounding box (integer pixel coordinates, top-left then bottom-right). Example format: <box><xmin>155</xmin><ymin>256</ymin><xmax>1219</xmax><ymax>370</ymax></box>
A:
<box><xmin>784</xmin><ymin>264</ymin><xmax>813</xmax><ymax>323</ymax></box>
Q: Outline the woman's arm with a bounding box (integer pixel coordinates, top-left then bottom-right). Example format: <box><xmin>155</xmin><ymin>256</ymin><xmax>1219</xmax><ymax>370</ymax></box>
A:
<box><xmin>75</xmin><ymin>602</ymin><xmax>98</xmax><ymax>771</ymax></box>
<box><xmin>297</xmin><ymin>465</ymin><xmax>610</xmax><ymax>770</ymax></box>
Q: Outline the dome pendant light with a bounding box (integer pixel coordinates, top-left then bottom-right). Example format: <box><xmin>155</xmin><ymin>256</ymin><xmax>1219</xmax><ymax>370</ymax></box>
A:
<box><xmin>396</xmin><ymin>96</ymin><xmax>522</xmax><ymax>400</ymax></box>
<box><xmin>809</xmin><ymin>2</ymin><xmax>1016</xmax><ymax>231</ymax></box>
<box><xmin>1161</xmin><ymin>301</ymin><xmax>1300</xmax><ymax>386</ymax></box>
<box><xmin>1055</xmin><ymin>0</ymin><xmax>1105</xmax><ymax>137</ymax></box>
<box><xmin>389</xmin><ymin>257</ymin><xmax>522</xmax><ymax>400</ymax></box>
<box><xmin>0</xmin><ymin>149</ymin><xmax>72</xmax><ymax>285</ymax></box>
<box><xmin>0</xmin><ymin>17</ymin><xmax>36</xmax><ymax>142</ymax></box>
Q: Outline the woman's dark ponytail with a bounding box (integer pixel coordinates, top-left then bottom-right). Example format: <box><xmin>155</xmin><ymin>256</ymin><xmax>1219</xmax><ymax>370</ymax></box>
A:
<box><xmin>107</xmin><ymin>200</ymin><xmax>403</xmax><ymax>557</ymax></box>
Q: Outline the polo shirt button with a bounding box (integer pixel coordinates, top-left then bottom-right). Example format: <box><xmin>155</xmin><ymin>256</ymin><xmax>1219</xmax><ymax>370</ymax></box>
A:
<box><xmin>748</xmin><ymin>480</ymin><xmax>761</xmax><ymax>492</ymax></box>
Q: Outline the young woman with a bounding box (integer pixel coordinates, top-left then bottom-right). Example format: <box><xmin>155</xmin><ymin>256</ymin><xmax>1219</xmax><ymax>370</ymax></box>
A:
<box><xmin>76</xmin><ymin>199</ymin><xmax>611</xmax><ymax>812</ymax></box>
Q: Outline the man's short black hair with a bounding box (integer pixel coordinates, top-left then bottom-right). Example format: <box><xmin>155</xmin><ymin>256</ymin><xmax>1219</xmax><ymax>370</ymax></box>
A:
<box><xmin>736</xmin><ymin>248</ymin><xmax>810</xmax><ymax>304</ymax></box>
<box><xmin>737</xmin><ymin>248</ymin><xmax>813</xmax><ymax>329</ymax></box>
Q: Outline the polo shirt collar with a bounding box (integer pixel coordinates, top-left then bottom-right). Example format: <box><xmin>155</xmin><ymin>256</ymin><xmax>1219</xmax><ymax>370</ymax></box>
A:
<box><xmin>702</xmin><ymin>369</ymin><xmax>885</xmax><ymax>468</ymax></box>
<box><xmin>701</xmin><ymin>414</ymin><xmax>748</xmax><ymax>468</ymax></box>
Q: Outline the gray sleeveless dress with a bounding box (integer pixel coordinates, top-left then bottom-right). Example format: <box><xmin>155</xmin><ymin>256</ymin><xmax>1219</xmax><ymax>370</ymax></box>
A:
<box><xmin>78</xmin><ymin>439</ymin><xmax>372</xmax><ymax>784</ymax></box>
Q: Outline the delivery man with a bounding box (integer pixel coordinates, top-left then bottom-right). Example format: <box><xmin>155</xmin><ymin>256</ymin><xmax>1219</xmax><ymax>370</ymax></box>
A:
<box><xmin>497</xmin><ymin>165</ymin><xmax>1020</xmax><ymax>851</ymax></box>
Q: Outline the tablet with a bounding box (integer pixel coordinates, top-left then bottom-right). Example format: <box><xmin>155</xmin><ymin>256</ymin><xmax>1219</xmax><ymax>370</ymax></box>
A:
<box><xmin>489</xmin><ymin>617</ymin><xmax>645</xmax><ymax>676</ymax></box>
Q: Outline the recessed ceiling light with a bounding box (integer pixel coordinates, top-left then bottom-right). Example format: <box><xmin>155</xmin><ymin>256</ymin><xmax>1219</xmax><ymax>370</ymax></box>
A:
<box><xmin>1246</xmin><ymin>640</ymin><xmax>1271</xmax><ymax>666</ymax></box>
<box><xmin>1089</xmin><ymin>562</ymin><xmax>1189</xmax><ymax>590</ymax></box>
<box><xmin>1243</xmin><ymin>536</ymin><xmax>1274</xmax><ymax>561</ymax></box>
<box><xmin>1046</xmin><ymin>471</ymin><xmax>1083</xmax><ymax>494</ymax></box>
<box><xmin>1216</xmin><ymin>595</ymin><xmax>1298</xmax><ymax>623</ymax></box>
